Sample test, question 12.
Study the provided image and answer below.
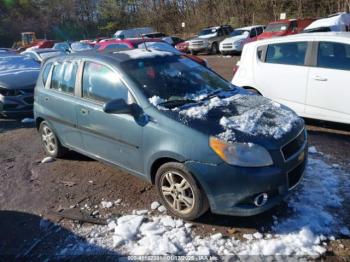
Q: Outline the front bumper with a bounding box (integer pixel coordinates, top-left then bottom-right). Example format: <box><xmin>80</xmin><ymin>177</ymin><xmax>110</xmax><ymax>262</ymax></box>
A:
<box><xmin>185</xmin><ymin>142</ymin><xmax>308</xmax><ymax>216</ymax></box>
<box><xmin>219</xmin><ymin>43</ymin><xmax>243</xmax><ymax>53</ymax></box>
<box><xmin>0</xmin><ymin>94</ymin><xmax>34</xmax><ymax>118</ymax></box>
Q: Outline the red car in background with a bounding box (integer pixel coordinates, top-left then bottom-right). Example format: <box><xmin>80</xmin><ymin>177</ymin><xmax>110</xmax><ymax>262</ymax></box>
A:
<box><xmin>175</xmin><ymin>41</ymin><xmax>190</xmax><ymax>53</ymax></box>
<box><xmin>257</xmin><ymin>18</ymin><xmax>315</xmax><ymax>40</ymax></box>
<box><xmin>97</xmin><ymin>38</ymin><xmax>207</xmax><ymax>67</ymax></box>
<box><xmin>30</xmin><ymin>40</ymin><xmax>56</xmax><ymax>49</ymax></box>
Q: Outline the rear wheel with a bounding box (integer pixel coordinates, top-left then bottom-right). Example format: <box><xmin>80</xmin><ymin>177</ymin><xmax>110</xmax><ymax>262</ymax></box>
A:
<box><xmin>155</xmin><ymin>162</ymin><xmax>209</xmax><ymax>220</ymax></box>
<box><xmin>39</xmin><ymin>121</ymin><xmax>67</xmax><ymax>158</ymax></box>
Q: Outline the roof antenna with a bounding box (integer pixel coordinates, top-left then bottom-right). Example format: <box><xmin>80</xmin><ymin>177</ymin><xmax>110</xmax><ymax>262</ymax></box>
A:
<box><xmin>140</xmin><ymin>34</ymin><xmax>151</xmax><ymax>52</ymax></box>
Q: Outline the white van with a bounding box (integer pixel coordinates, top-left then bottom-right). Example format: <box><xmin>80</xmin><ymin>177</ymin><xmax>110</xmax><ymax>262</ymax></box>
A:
<box><xmin>232</xmin><ymin>32</ymin><xmax>350</xmax><ymax>125</ymax></box>
<box><xmin>114</xmin><ymin>27</ymin><xmax>155</xmax><ymax>39</ymax></box>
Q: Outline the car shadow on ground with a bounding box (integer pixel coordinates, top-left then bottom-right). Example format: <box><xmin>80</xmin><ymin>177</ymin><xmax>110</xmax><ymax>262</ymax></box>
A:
<box><xmin>0</xmin><ymin>210</ymin><xmax>119</xmax><ymax>260</ymax></box>
<box><xmin>0</xmin><ymin>118</ymin><xmax>34</xmax><ymax>133</ymax></box>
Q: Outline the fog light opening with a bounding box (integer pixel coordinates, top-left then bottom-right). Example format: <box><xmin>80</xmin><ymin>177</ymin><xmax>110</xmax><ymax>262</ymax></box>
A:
<box><xmin>254</xmin><ymin>193</ymin><xmax>268</xmax><ymax>207</ymax></box>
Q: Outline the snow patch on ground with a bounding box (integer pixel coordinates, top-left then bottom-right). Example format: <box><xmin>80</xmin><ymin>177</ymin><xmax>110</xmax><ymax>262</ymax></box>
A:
<box><xmin>59</xmin><ymin>155</ymin><xmax>349</xmax><ymax>257</ymax></box>
<box><xmin>21</xmin><ymin>118</ymin><xmax>34</xmax><ymax>124</ymax></box>
<box><xmin>41</xmin><ymin>156</ymin><xmax>54</xmax><ymax>164</ymax></box>
<box><xmin>101</xmin><ymin>201</ymin><xmax>113</xmax><ymax>209</ymax></box>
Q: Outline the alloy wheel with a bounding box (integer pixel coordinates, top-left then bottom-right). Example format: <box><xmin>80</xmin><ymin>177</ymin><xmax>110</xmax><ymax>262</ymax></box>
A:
<box><xmin>160</xmin><ymin>171</ymin><xmax>195</xmax><ymax>214</ymax></box>
<box><xmin>41</xmin><ymin>125</ymin><xmax>57</xmax><ymax>155</ymax></box>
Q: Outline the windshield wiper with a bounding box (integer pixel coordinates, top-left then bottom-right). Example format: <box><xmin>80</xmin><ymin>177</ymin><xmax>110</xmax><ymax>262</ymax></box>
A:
<box><xmin>198</xmin><ymin>90</ymin><xmax>222</xmax><ymax>101</ymax></box>
<box><xmin>158</xmin><ymin>99</ymin><xmax>197</xmax><ymax>109</ymax></box>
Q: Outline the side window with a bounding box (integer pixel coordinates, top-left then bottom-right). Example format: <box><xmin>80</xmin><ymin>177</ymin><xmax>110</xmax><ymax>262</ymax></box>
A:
<box><xmin>250</xmin><ymin>29</ymin><xmax>257</xmax><ymax>38</ymax></box>
<box><xmin>317</xmin><ymin>42</ymin><xmax>350</xmax><ymax>70</ymax></box>
<box><xmin>265</xmin><ymin>42</ymin><xmax>307</xmax><ymax>66</ymax></box>
<box><xmin>217</xmin><ymin>29</ymin><xmax>224</xmax><ymax>36</ymax></box>
<box><xmin>82</xmin><ymin>62</ymin><xmax>130</xmax><ymax>103</ymax></box>
<box><xmin>256</xmin><ymin>27</ymin><xmax>264</xmax><ymax>35</ymax></box>
<box><xmin>51</xmin><ymin>61</ymin><xmax>78</xmax><ymax>94</ymax></box>
<box><xmin>42</xmin><ymin>62</ymin><xmax>52</xmax><ymax>86</ymax></box>
<box><xmin>290</xmin><ymin>21</ymin><xmax>298</xmax><ymax>31</ymax></box>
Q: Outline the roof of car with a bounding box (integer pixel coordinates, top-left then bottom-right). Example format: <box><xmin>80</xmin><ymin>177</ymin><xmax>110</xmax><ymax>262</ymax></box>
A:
<box><xmin>25</xmin><ymin>48</ymin><xmax>63</xmax><ymax>54</ymax></box>
<box><xmin>59</xmin><ymin>48</ymin><xmax>177</xmax><ymax>64</ymax></box>
<box><xmin>237</xmin><ymin>25</ymin><xmax>265</xmax><ymax>31</ymax></box>
<box><xmin>248</xmin><ymin>32</ymin><xmax>350</xmax><ymax>46</ymax></box>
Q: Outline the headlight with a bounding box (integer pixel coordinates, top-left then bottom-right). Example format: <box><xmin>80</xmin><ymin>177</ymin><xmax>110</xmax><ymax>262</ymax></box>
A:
<box><xmin>235</xmin><ymin>40</ymin><xmax>244</xmax><ymax>46</ymax></box>
<box><xmin>209</xmin><ymin>137</ymin><xmax>273</xmax><ymax>167</ymax></box>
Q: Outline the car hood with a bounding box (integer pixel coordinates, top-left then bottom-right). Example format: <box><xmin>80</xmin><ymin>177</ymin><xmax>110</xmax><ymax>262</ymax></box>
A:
<box><xmin>154</xmin><ymin>91</ymin><xmax>304</xmax><ymax>149</ymax></box>
<box><xmin>221</xmin><ymin>35</ymin><xmax>247</xmax><ymax>44</ymax></box>
<box><xmin>0</xmin><ymin>55</ymin><xmax>40</xmax><ymax>89</ymax></box>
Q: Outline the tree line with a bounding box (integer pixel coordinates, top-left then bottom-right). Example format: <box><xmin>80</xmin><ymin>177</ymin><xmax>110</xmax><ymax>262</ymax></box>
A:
<box><xmin>1</xmin><ymin>0</ymin><xmax>350</xmax><ymax>47</ymax></box>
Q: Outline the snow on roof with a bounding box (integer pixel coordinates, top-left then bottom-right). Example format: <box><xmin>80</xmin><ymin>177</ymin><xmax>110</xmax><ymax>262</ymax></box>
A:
<box><xmin>116</xmin><ymin>48</ymin><xmax>175</xmax><ymax>59</ymax></box>
<box><xmin>237</xmin><ymin>25</ymin><xmax>265</xmax><ymax>31</ymax></box>
<box><xmin>305</xmin><ymin>13</ymin><xmax>350</xmax><ymax>31</ymax></box>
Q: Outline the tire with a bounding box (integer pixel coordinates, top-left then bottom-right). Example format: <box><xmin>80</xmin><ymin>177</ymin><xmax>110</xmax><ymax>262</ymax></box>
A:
<box><xmin>211</xmin><ymin>42</ymin><xmax>218</xmax><ymax>55</ymax></box>
<box><xmin>155</xmin><ymin>162</ymin><xmax>209</xmax><ymax>220</ymax></box>
<box><xmin>39</xmin><ymin>121</ymin><xmax>67</xmax><ymax>158</ymax></box>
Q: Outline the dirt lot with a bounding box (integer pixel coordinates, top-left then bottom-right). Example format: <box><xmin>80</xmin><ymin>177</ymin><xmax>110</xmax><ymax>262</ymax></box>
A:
<box><xmin>0</xmin><ymin>55</ymin><xmax>349</xmax><ymax>259</ymax></box>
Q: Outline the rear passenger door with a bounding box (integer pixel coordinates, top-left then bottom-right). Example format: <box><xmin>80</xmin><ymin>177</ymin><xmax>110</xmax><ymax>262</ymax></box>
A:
<box><xmin>255</xmin><ymin>41</ymin><xmax>310</xmax><ymax>115</ymax></box>
<box><xmin>75</xmin><ymin>61</ymin><xmax>144</xmax><ymax>174</ymax></box>
<box><xmin>39</xmin><ymin>60</ymin><xmax>83</xmax><ymax>149</ymax></box>
<box><xmin>306</xmin><ymin>41</ymin><xmax>350</xmax><ymax>123</ymax></box>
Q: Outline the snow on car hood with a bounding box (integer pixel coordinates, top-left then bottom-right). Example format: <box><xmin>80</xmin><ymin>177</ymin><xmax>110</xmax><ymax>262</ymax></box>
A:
<box><xmin>150</xmin><ymin>92</ymin><xmax>304</xmax><ymax>145</ymax></box>
<box><xmin>221</xmin><ymin>35</ymin><xmax>247</xmax><ymax>44</ymax></box>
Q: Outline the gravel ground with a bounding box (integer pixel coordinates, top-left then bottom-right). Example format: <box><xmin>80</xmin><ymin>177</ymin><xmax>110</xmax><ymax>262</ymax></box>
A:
<box><xmin>0</xmin><ymin>55</ymin><xmax>349</xmax><ymax>259</ymax></box>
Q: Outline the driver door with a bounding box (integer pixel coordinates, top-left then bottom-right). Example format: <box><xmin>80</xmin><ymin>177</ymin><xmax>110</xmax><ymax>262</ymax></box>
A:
<box><xmin>76</xmin><ymin>61</ymin><xmax>144</xmax><ymax>174</ymax></box>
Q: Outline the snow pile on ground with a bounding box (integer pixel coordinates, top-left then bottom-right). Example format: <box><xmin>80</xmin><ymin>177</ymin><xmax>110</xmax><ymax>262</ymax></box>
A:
<box><xmin>58</xmin><ymin>154</ymin><xmax>349</xmax><ymax>258</ymax></box>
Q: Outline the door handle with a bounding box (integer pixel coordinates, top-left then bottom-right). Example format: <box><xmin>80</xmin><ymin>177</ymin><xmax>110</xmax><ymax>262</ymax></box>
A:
<box><xmin>80</xmin><ymin>108</ymin><xmax>89</xmax><ymax>115</ymax></box>
<box><xmin>44</xmin><ymin>97</ymin><xmax>49</xmax><ymax>101</ymax></box>
<box><xmin>313</xmin><ymin>76</ymin><xmax>328</xmax><ymax>82</ymax></box>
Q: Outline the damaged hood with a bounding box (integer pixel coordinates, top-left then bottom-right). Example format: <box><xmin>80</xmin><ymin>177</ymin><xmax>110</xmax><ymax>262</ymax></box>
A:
<box><xmin>157</xmin><ymin>92</ymin><xmax>304</xmax><ymax>148</ymax></box>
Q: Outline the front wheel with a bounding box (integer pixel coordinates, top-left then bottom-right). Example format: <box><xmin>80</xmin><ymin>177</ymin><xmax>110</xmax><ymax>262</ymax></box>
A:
<box><xmin>155</xmin><ymin>162</ymin><xmax>209</xmax><ymax>220</ymax></box>
<box><xmin>39</xmin><ymin>121</ymin><xmax>67</xmax><ymax>158</ymax></box>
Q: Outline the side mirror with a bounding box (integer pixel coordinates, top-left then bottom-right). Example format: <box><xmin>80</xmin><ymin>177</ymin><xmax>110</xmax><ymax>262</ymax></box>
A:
<box><xmin>103</xmin><ymin>99</ymin><xmax>132</xmax><ymax>114</ymax></box>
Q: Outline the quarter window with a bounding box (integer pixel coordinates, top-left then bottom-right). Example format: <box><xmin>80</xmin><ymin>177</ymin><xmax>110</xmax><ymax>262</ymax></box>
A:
<box><xmin>42</xmin><ymin>62</ymin><xmax>52</xmax><ymax>86</ymax></box>
<box><xmin>265</xmin><ymin>42</ymin><xmax>307</xmax><ymax>66</ymax></box>
<box><xmin>317</xmin><ymin>42</ymin><xmax>350</xmax><ymax>70</ymax></box>
<box><xmin>82</xmin><ymin>62</ymin><xmax>130</xmax><ymax>103</ymax></box>
<box><xmin>51</xmin><ymin>61</ymin><xmax>78</xmax><ymax>94</ymax></box>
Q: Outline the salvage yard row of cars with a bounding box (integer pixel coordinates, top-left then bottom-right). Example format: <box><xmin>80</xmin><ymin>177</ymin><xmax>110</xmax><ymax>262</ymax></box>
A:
<box><xmin>0</xmin><ymin>12</ymin><xmax>349</xmax><ymax>220</ymax></box>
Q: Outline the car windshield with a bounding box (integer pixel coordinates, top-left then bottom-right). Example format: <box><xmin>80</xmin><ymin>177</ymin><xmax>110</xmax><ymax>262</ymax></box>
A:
<box><xmin>230</xmin><ymin>30</ymin><xmax>249</xmax><ymax>36</ymax></box>
<box><xmin>198</xmin><ymin>28</ymin><xmax>217</xmax><ymax>36</ymax></box>
<box><xmin>265</xmin><ymin>23</ymin><xmax>289</xmax><ymax>32</ymax></box>
<box><xmin>120</xmin><ymin>55</ymin><xmax>235</xmax><ymax>105</ymax></box>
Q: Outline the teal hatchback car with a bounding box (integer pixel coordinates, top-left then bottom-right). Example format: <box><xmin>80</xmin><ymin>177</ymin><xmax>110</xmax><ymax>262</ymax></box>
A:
<box><xmin>34</xmin><ymin>49</ymin><xmax>307</xmax><ymax>220</ymax></box>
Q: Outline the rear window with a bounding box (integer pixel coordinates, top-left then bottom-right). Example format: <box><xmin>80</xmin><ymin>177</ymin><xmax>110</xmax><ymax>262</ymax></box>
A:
<box><xmin>265</xmin><ymin>42</ymin><xmax>307</xmax><ymax>66</ymax></box>
<box><xmin>317</xmin><ymin>42</ymin><xmax>350</xmax><ymax>70</ymax></box>
<box><xmin>51</xmin><ymin>61</ymin><xmax>78</xmax><ymax>94</ymax></box>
